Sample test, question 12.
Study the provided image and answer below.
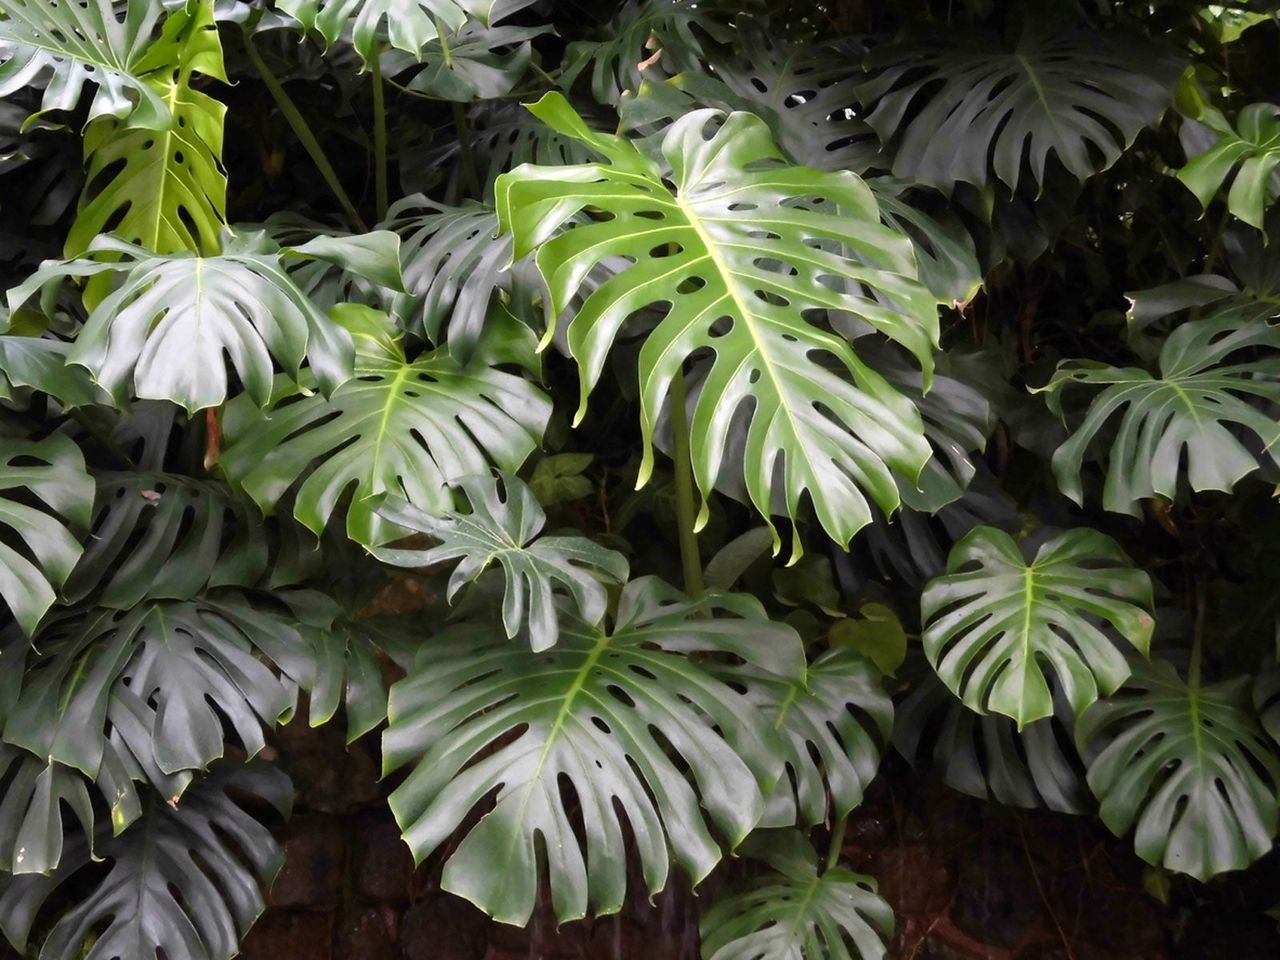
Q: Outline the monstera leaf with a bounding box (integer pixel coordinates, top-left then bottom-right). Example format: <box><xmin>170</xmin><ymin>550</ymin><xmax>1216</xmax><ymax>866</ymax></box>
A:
<box><xmin>0</xmin><ymin>746</ymin><xmax>112</xmax><ymax>876</ymax></box>
<box><xmin>561</xmin><ymin>0</ymin><xmax>729</xmax><ymax>105</ymax></box>
<box><xmin>700</xmin><ymin>829</ymin><xmax>893</xmax><ymax>960</ymax></box>
<box><xmin>0</xmin><ymin>435</ymin><xmax>94</xmax><ymax>637</ymax></box>
<box><xmin>0</xmin><ymin>337</ymin><xmax>105</xmax><ymax>408</ymax></box>
<box><xmin>921</xmin><ymin>527</ymin><xmax>1155</xmax><ymax>728</ymax></box>
<box><xmin>66</xmin><ymin>0</ymin><xmax>227</xmax><ymax>258</ymax></box>
<box><xmin>1039</xmin><ymin>314</ymin><xmax>1280</xmax><ymax>516</ymax></box>
<box><xmin>9</xmin><ymin>229</ymin><xmax>403</xmax><ymax>411</ymax></box>
<box><xmin>373</xmin><ymin>473</ymin><xmax>629</xmax><ymax>652</ymax></box>
<box><xmin>893</xmin><ymin>653</ymin><xmax>1090</xmax><ymax>814</ymax></box>
<box><xmin>497</xmin><ymin>93</ymin><xmax>940</xmax><ymax>558</ymax></box>
<box><xmin>277</xmin><ymin>0</ymin><xmax>485</xmax><ymax>62</ymax></box>
<box><xmin>0</xmin><ymin>761</ymin><xmax>291</xmax><ymax>960</ymax></box>
<box><xmin>621</xmin><ymin>22</ymin><xmax>879</xmax><ymax>174</ymax></box>
<box><xmin>381</xmin><ymin>197</ymin><xmax>529</xmax><ymax>355</ymax></box>
<box><xmin>1178</xmin><ymin>104</ymin><xmax>1280</xmax><ymax>230</ymax></box>
<box><xmin>394</xmin><ymin>0</ymin><xmax>547</xmax><ymax>102</ymax></box>
<box><xmin>305</xmin><ymin>615</ymin><xmax>416</xmax><ymax>741</ymax></box>
<box><xmin>221</xmin><ymin>306</ymin><xmax>550</xmax><ymax>546</ymax></box>
<box><xmin>1079</xmin><ymin>658</ymin><xmax>1280</xmax><ymax>880</ymax></box>
<box><xmin>715</xmin><ymin>648</ymin><xmax>893</xmax><ymax>828</ymax></box>
<box><xmin>0</xmin><ymin>0</ymin><xmax>183</xmax><ymax>129</ymax></box>
<box><xmin>857</xmin><ymin>19</ymin><xmax>1181</xmax><ymax>191</ymax></box>
<box><xmin>383</xmin><ymin>576</ymin><xmax>804</xmax><ymax>924</ymax></box>
<box><xmin>3</xmin><ymin>595</ymin><xmax>311</xmax><ymax>784</ymax></box>
<box><xmin>64</xmin><ymin>473</ymin><xmax>268</xmax><ymax>608</ymax></box>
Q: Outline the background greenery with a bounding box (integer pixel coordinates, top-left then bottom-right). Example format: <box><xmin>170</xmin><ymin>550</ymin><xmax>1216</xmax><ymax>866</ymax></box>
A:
<box><xmin>2</xmin><ymin>0</ymin><xmax>1280</xmax><ymax>957</ymax></box>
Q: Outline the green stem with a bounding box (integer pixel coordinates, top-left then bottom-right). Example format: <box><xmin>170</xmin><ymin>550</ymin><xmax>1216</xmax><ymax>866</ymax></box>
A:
<box><xmin>451</xmin><ymin>100</ymin><xmax>483</xmax><ymax>199</ymax></box>
<box><xmin>244</xmin><ymin>32</ymin><xmax>367</xmax><ymax>232</ymax></box>
<box><xmin>825</xmin><ymin>814</ymin><xmax>849</xmax><ymax>873</ymax></box>
<box><xmin>670</xmin><ymin>370</ymin><xmax>704</xmax><ymax>597</ymax></box>
<box><xmin>1189</xmin><ymin>577</ymin><xmax>1206</xmax><ymax>689</ymax></box>
<box><xmin>371</xmin><ymin>48</ymin><xmax>389</xmax><ymax>222</ymax></box>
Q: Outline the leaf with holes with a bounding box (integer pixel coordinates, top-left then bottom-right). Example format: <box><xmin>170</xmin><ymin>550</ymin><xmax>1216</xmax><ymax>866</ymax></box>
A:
<box><xmin>0</xmin><ymin>0</ymin><xmax>182</xmax><ymax>129</ymax></box>
<box><xmin>0</xmin><ymin>336</ymin><xmax>106</xmax><ymax>408</ymax></box>
<box><xmin>3</xmin><ymin>594</ymin><xmax>312</xmax><ymax>784</ymax></box>
<box><xmin>857</xmin><ymin>19</ymin><xmax>1181</xmax><ymax>191</ymax></box>
<box><xmin>383</xmin><ymin>576</ymin><xmax>803</xmax><ymax>924</ymax></box>
<box><xmin>0</xmin><ymin>434</ymin><xmax>93</xmax><ymax>637</ymax></box>
<box><xmin>1178</xmin><ymin>104</ymin><xmax>1280</xmax><ymax>230</ymax></box>
<box><xmin>1079</xmin><ymin>658</ymin><xmax>1280</xmax><ymax>880</ymax></box>
<box><xmin>277</xmin><ymin>0</ymin><xmax>484</xmax><ymax>63</ymax></box>
<box><xmin>66</xmin><ymin>0</ymin><xmax>227</xmax><ymax>258</ymax></box>
<box><xmin>1038</xmin><ymin>314</ymin><xmax>1280</xmax><ymax>516</ymax></box>
<box><xmin>715</xmin><ymin>648</ymin><xmax>893</xmax><ymax>828</ymax></box>
<box><xmin>306</xmin><ymin>615</ymin><xmax>416</xmax><ymax>741</ymax></box>
<box><xmin>922</xmin><ymin>526</ymin><xmax>1154</xmax><ymax>729</ymax></box>
<box><xmin>700</xmin><ymin>829</ymin><xmax>893</xmax><ymax>960</ymax></box>
<box><xmin>497</xmin><ymin>93</ymin><xmax>940</xmax><ymax>559</ymax></box>
<box><xmin>0</xmin><ymin>761</ymin><xmax>291</xmax><ymax>960</ymax></box>
<box><xmin>221</xmin><ymin>306</ymin><xmax>549</xmax><ymax>546</ymax></box>
<box><xmin>374</xmin><ymin>472</ymin><xmax>629</xmax><ymax>652</ymax></box>
<box><xmin>64</xmin><ymin>472</ymin><xmax>268</xmax><ymax>608</ymax></box>
<box><xmin>7</xmin><ymin>229</ymin><xmax>405</xmax><ymax>411</ymax></box>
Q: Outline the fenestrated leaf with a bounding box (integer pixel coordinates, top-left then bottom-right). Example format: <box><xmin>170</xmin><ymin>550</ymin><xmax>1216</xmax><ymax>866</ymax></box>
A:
<box><xmin>221</xmin><ymin>307</ymin><xmax>550</xmax><ymax>547</ymax></box>
<box><xmin>7</xmin><ymin>229</ymin><xmax>404</xmax><ymax>412</ymax></box>
<box><xmin>715</xmin><ymin>648</ymin><xmax>893</xmax><ymax>828</ymax></box>
<box><xmin>0</xmin><ymin>434</ymin><xmax>94</xmax><ymax>637</ymax></box>
<box><xmin>66</xmin><ymin>0</ymin><xmax>227</xmax><ymax>258</ymax></box>
<box><xmin>3</xmin><ymin>595</ymin><xmax>311</xmax><ymax>784</ymax></box>
<box><xmin>1178</xmin><ymin>104</ymin><xmax>1280</xmax><ymax>230</ymax></box>
<box><xmin>276</xmin><ymin>0</ymin><xmax>481</xmax><ymax>63</ymax></box>
<box><xmin>382</xmin><ymin>576</ymin><xmax>804</xmax><ymax>925</ymax></box>
<box><xmin>0</xmin><ymin>761</ymin><xmax>291</xmax><ymax>960</ymax></box>
<box><xmin>1079</xmin><ymin>658</ymin><xmax>1280</xmax><ymax>880</ymax></box>
<box><xmin>699</xmin><ymin>829</ymin><xmax>893</xmax><ymax>960</ymax></box>
<box><xmin>857</xmin><ymin>19</ymin><xmax>1182</xmax><ymax>191</ymax></box>
<box><xmin>561</xmin><ymin>0</ymin><xmax>729</xmax><ymax>105</ymax></box>
<box><xmin>0</xmin><ymin>336</ymin><xmax>106</xmax><ymax>408</ymax></box>
<box><xmin>305</xmin><ymin>615</ymin><xmax>416</xmax><ymax>741</ymax></box>
<box><xmin>1038</xmin><ymin>314</ymin><xmax>1280</xmax><ymax>516</ymax></box>
<box><xmin>0</xmin><ymin>0</ymin><xmax>178</xmax><ymax>129</ymax></box>
<box><xmin>497</xmin><ymin>93</ymin><xmax>940</xmax><ymax>560</ymax></box>
<box><xmin>0</xmin><ymin>746</ymin><xmax>103</xmax><ymax>876</ymax></box>
<box><xmin>64</xmin><ymin>472</ymin><xmax>269</xmax><ymax>608</ymax></box>
<box><xmin>373</xmin><ymin>472</ymin><xmax>628</xmax><ymax>652</ymax></box>
<box><xmin>392</xmin><ymin>0</ymin><xmax>548</xmax><ymax>102</ymax></box>
<box><xmin>922</xmin><ymin>526</ymin><xmax>1155</xmax><ymax>729</ymax></box>
<box><xmin>893</xmin><ymin>652</ymin><xmax>1090</xmax><ymax>814</ymax></box>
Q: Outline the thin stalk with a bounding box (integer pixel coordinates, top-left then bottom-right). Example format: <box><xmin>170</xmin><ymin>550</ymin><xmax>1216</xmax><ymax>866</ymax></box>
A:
<box><xmin>1189</xmin><ymin>577</ymin><xmax>1207</xmax><ymax>689</ymax></box>
<box><xmin>451</xmin><ymin>101</ymin><xmax>483</xmax><ymax>199</ymax></box>
<box><xmin>244</xmin><ymin>32</ymin><xmax>367</xmax><ymax>231</ymax></box>
<box><xmin>371</xmin><ymin>48</ymin><xmax>389</xmax><ymax>222</ymax></box>
<box><xmin>825</xmin><ymin>814</ymin><xmax>849</xmax><ymax>873</ymax></box>
<box><xmin>670</xmin><ymin>370</ymin><xmax>704</xmax><ymax>597</ymax></box>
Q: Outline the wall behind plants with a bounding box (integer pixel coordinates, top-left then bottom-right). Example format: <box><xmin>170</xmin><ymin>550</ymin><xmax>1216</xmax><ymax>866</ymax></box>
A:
<box><xmin>4</xmin><ymin>1</ymin><xmax>1280</xmax><ymax>959</ymax></box>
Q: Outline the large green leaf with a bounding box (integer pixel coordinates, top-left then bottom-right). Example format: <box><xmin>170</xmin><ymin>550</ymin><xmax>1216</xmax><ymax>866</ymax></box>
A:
<box><xmin>1079</xmin><ymin>658</ymin><xmax>1280</xmax><ymax>880</ymax></box>
<box><xmin>699</xmin><ymin>829</ymin><xmax>893</xmax><ymax>960</ymax></box>
<box><xmin>716</xmin><ymin>647</ymin><xmax>893</xmax><ymax>828</ymax></box>
<box><xmin>0</xmin><ymin>761</ymin><xmax>291</xmax><ymax>960</ymax></box>
<box><xmin>66</xmin><ymin>0</ymin><xmax>227</xmax><ymax>258</ymax></box>
<box><xmin>0</xmin><ymin>434</ymin><xmax>93</xmax><ymax>637</ymax></box>
<box><xmin>382</xmin><ymin>576</ymin><xmax>804</xmax><ymax>924</ymax></box>
<box><xmin>304</xmin><ymin>614</ymin><xmax>416</xmax><ymax>741</ymax></box>
<box><xmin>921</xmin><ymin>527</ymin><xmax>1154</xmax><ymax>729</ymax></box>
<box><xmin>1178</xmin><ymin>104</ymin><xmax>1280</xmax><ymax>230</ymax></box>
<box><xmin>0</xmin><ymin>746</ymin><xmax>108</xmax><ymax>876</ymax></box>
<box><xmin>3</xmin><ymin>595</ymin><xmax>311</xmax><ymax>785</ymax></box>
<box><xmin>8</xmin><ymin>230</ymin><xmax>404</xmax><ymax>411</ymax></box>
<box><xmin>0</xmin><ymin>337</ymin><xmax>106</xmax><ymax>408</ymax></box>
<box><xmin>373</xmin><ymin>472</ymin><xmax>629</xmax><ymax>652</ymax></box>
<box><xmin>276</xmin><ymin>0</ymin><xmax>484</xmax><ymax>63</ymax></box>
<box><xmin>856</xmin><ymin>19</ymin><xmax>1181</xmax><ymax>190</ymax></box>
<box><xmin>497</xmin><ymin>93</ymin><xmax>940</xmax><ymax>559</ymax></box>
<box><xmin>221</xmin><ymin>306</ymin><xmax>550</xmax><ymax>546</ymax></box>
<box><xmin>64</xmin><ymin>472</ymin><xmax>269</xmax><ymax>608</ymax></box>
<box><xmin>0</xmin><ymin>0</ymin><xmax>179</xmax><ymax>129</ymax></box>
<box><xmin>561</xmin><ymin>0</ymin><xmax>728</xmax><ymax>105</ymax></box>
<box><xmin>1038</xmin><ymin>314</ymin><xmax>1280</xmax><ymax>516</ymax></box>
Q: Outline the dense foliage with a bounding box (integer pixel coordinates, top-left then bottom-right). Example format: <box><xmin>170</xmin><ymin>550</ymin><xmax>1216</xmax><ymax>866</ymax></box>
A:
<box><xmin>2</xmin><ymin>0</ymin><xmax>1280</xmax><ymax>956</ymax></box>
